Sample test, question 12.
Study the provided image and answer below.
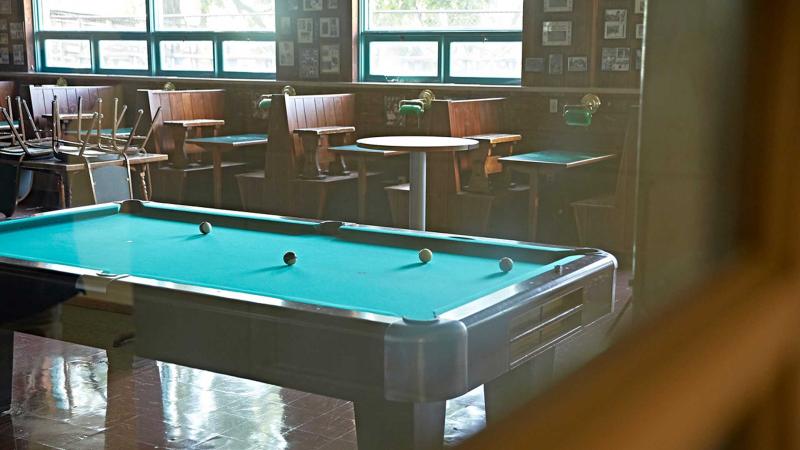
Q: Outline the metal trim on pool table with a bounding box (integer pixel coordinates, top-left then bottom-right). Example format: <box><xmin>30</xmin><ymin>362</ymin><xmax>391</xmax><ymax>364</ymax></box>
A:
<box><xmin>0</xmin><ymin>200</ymin><xmax>616</xmax><ymax>327</ymax></box>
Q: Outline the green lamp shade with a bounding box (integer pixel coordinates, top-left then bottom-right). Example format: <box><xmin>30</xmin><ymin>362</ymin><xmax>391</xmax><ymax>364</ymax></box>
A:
<box><xmin>399</xmin><ymin>104</ymin><xmax>424</xmax><ymax>116</ymax></box>
<box><xmin>564</xmin><ymin>108</ymin><xmax>593</xmax><ymax>127</ymax></box>
<box><xmin>258</xmin><ymin>98</ymin><xmax>272</xmax><ymax>111</ymax></box>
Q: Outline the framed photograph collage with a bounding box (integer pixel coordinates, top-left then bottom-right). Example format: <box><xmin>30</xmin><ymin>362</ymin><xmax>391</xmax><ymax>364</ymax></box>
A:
<box><xmin>0</xmin><ymin>0</ymin><xmax>25</xmax><ymax>68</ymax></box>
<box><xmin>524</xmin><ymin>0</ymin><xmax>644</xmax><ymax>87</ymax></box>
<box><xmin>276</xmin><ymin>0</ymin><xmax>351</xmax><ymax>81</ymax></box>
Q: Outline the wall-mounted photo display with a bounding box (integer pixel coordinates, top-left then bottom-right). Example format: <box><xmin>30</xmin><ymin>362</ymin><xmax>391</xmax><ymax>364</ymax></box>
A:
<box><xmin>525</xmin><ymin>57</ymin><xmax>545</xmax><ymax>73</ymax></box>
<box><xmin>321</xmin><ymin>44</ymin><xmax>340</xmax><ymax>74</ymax></box>
<box><xmin>11</xmin><ymin>43</ymin><xmax>23</xmax><ymax>65</ymax></box>
<box><xmin>297</xmin><ymin>18</ymin><xmax>314</xmax><ymax>44</ymax></box>
<box><xmin>542</xmin><ymin>21</ymin><xmax>572</xmax><ymax>46</ymax></box>
<box><xmin>0</xmin><ymin>47</ymin><xmax>8</xmax><ymax>64</ymax></box>
<box><xmin>635</xmin><ymin>49</ymin><xmax>642</xmax><ymax>70</ymax></box>
<box><xmin>543</xmin><ymin>0</ymin><xmax>572</xmax><ymax>13</ymax></box>
<box><xmin>320</xmin><ymin>17</ymin><xmax>340</xmax><ymax>38</ymax></box>
<box><xmin>548</xmin><ymin>54</ymin><xmax>563</xmax><ymax>74</ymax></box>
<box><xmin>636</xmin><ymin>23</ymin><xmax>644</xmax><ymax>40</ymax></box>
<box><xmin>299</xmin><ymin>47</ymin><xmax>320</xmax><ymax>79</ymax></box>
<box><xmin>327</xmin><ymin>0</ymin><xmax>338</xmax><ymax>9</ymax></box>
<box><xmin>279</xmin><ymin>17</ymin><xmax>292</xmax><ymax>36</ymax></box>
<box><xmin>604</xmin><ymin>9</ymin><xmax>627</xmax><ymax>39</ymax></box>
<box><xmin>9</xmin><ymin>22</ymin><xmax>21</xmax><ymax>40</ymax></box>
<box><xmin>601</xmin><ymin>47</ymin><xmax>630</xmax><ymax>71</ymax></box>
<box><xmin>304</xmin><ymin>0</ymin><xmax>323</xmax><ymax>11</ymax></box>
<box><xmin>635</xmin><ymin>0</ymin><xmax>646</xmax><ymax>14</ymax></box>
<box><xmin>279</xmin><ymin>41</ymin><xmax>295</xmax><ymax>66</ymax></box>
<box><xmin>567</xmin><ymin>56</ymin><xmax>588</xmax><ymax>72</ymax></box>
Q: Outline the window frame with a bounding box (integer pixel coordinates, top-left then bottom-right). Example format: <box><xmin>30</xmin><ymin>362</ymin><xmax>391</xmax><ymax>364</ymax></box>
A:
<box><xmin>359</xmin><ymin>1</ymin><xmax>523</xmax><ymax>85</ymax></box>
<box><xmin>32</xmin><ymin>0</ymin><xmax>277</xmax><ymax>79</ymax></box>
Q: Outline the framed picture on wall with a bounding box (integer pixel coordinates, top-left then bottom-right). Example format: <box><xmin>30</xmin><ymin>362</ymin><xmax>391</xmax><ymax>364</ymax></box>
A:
<box><xmin>635</xmin><ymin>0</ymin><xmax>646</xmax><ymax>14</ymax></box>
<box><xmin>321</xmin><ymin>44</ymin><xmax>340</xmax><ymax>74</ymax></box>
<box><xmin>542</xmin><ymin>21</ymin><xmax>572</xmax><ymax>46</ymax></box>
<box><xmin>299</xmin><ymin>47</ymin><xmax>320</xmax><ymax>79</ymax></box>
<box><xmin>548</xmin><ymin>54</ymin><xmax>563</xmax><ymax>74</ymax></box>
<box><xmin>525</xmin><ymin>57</ymin><xmax>545</xmax><ymax>73</ymax></box>
<box><xmin>327</xmin><ymin>0</ymin><xmax>338</xmax><ymax>9</ymax></box>
<box><xmin>601</xmin><ymin>47</ymin><xmax>631</xmax><ymax>71</ymax></box>
<box><xmin>304</xmin><ymin>0</ymin><xmax>323</xmax><ymax>11</ymax></box>
<box><xmin>279</xmin><ymin>41</ymin><xmax>295</xmax><ymax>66</ymax></box>
<box><xmin>567</xmin><ymin>56</ymin><xmax>588</xmax><ymax>72</ymax></box>
<box><xmin>297</xmin><ymin>18</ymin><xmax>314</xmax><ymax>44</ymax></box>
<box><xmin>636</xmin><ymin>23</ymin><xmax>645</xmax><ymax>39</ymax></box>
<box><xmin>319</xmin><ymin>17</ymin><xmax>340</xmax><ymax>38</ymax></box>
<box><xmin>604</xmin><ymin>9</ymin><xmax>628</xmax><ymax>39</ymax></box>
<box><xmin>543</xmin><ymin>0</ymin><xmax>573</xmax><ymax>13</ymax></box>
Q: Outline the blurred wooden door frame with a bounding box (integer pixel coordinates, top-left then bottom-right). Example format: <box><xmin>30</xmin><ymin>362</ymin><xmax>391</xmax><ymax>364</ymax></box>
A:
<box><xmin>459</xmin><ymin>1</ymin><xmax>800</xmax><ymax>450</ymax></box>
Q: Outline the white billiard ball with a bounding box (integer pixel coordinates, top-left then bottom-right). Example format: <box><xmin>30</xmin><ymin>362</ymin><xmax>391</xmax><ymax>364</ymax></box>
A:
<box><xmin>199</xmin><ymin>221</ymin><xmax>213</xmax><ymax>235</ymax></box>
<box><xmin>419</xmin><ymin>248</ymin><xmax>433</xmax><ymax>264</ymax></box>
<box><xmin>499</xmin><ymin>257</ymin><xmax>514</xmax><ymax>273</ymax></box>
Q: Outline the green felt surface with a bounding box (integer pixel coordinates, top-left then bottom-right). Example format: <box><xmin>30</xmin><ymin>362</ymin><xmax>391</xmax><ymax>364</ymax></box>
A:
<box><xmin>65</xmin><ymin>127</ymin><xmax>133</xmax><ymax>135</ymax></box>
<box><xmin>0</xmin><ymin>203</ymin><xmax>579</xmax><ymax>320</ymax></box>
<box><xmin>502</xmin><ymin>150</ymin><xmax>607</xmax><ymax>165</ymax></box>
<box><xmin>186</xmin><ymin>133</ymin><xmax>268</xmax><ymax>145</ymax></box>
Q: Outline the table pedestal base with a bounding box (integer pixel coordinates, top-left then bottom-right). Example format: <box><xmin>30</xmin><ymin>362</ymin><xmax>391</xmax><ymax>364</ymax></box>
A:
<box><xmin>409</xmin><ymin>151</ymin><xmax>427</xmax><ymax>231</ymax></box>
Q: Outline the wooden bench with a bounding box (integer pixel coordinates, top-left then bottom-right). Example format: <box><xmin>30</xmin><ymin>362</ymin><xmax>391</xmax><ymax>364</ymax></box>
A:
<box><xmin>239</xmin><ymin>93</ymin><xmax>362</xmax><ymax>219</ymax></box>
<box><xmin>386</xmin><ymin>97</ymin><xmax>525</xmax><ymax>235</ymax></box>
<box><xmin>146</xmin><ymin>89</ymin><xmax>248</xmax><ymax>207</ymax></box>
<box><xmin>28</xmin><ymin>85</ymin><xmax>119</xmax><ymax>133</ymax></box>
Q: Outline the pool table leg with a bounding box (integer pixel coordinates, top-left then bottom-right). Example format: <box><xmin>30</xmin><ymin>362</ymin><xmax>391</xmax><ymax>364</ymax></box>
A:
<box><xmin>354</xmin><ymin>398</ymin><xmax>446</xmax><ymax>450</ymax></box>
<box><xmin>483</xmin><ymin>347</ymin><xmax>556</xmax><ymax>423</ymax></box>
<box><xmin>0</xmin><ymin>328</ymin><xmax>13</xmax><ymax>412</ymax></box>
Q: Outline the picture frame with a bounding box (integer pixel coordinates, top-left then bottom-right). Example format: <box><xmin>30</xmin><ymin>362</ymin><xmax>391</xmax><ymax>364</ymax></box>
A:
<box><xmin>548</xmin><ymin>54</ymin><xmax>563</xmax><ymax>75</ymax></box>
<box><xmin>8</xmin><ymin>22</ymin><xmax>21</xmax><ymax>40</ymax></box>
<box><xmin>543</xmin><ymin>0</ymin><xmax>573</xmax><ymax>13</ymax></box>
<box><xmin>320</xmin><ymin>44</ymin><xmax>340</xmax><ymax>74</ymax></box>
<box><xmin>635</xmin><ymin>49</ymin><xmax>642</xmax><ymax>70</ymax></box>
<box><xmin>601</xmin><ymin>47</ymin><xmax>630</xmax><ymax>72</ymax></box>
<box><xmin>299</xmin><ymin>47</ymin><xmax>320</xmax><ymax>79</ymax></box>
<box><xmin>635</xmin><ymin>0</ymin><xmax>646</xmax><ymax>14</ymax></box>
<box><xmin>542</xmin><ymin>21</ymin><xmax>572</xmax><ymax>46</ymax></box>
<box><xmin>279</xmin><ymin>17</ymin><xmax>292</xmax><ymax>36</ymax></box>
<box><xmin>636</xmin><ymin>23</ymin><xmax>645</xmax><ymax>39</ymax></box>
<box><xmin>319</xmin><ymin>17</ymin><xmax>340</xmax><ymax>39</ymax></box>
<box><xmin>604</xmin><ymin>22</ymin><xmax>626</xmax><ymax>39</ymax></box>
<box><xmin>304</xmin><ymin>0</ymin><xmax>323</xmax><ymax>11</ymax></box>
<box><xmin>11</xmin><ymin>43</ymin><xmax>23</xmax><ymax>65</ymax></box>
<box><xmin>327</xmin><ymin>0</ymin><xmax>338</xmax><ymax>9</ymax></box>
<box><xmin>297</xmin><ymin>18</ymin><xmax>314</xmax><ymax>44</ymax></box>
<box><xmin>0</xmin><ymin>47</ymin><xmax>8</xmax><ymax>65</ymax></box>
<box><xmin>278</xmin><ymin>41</ymin><xmax>295</xmax><ymax>66</ymax></box>
<box><xmin>567</xmin><ymin>56</ymin><xmax>588</xmax><ymax>72</ymax></box>
<box><xmin>525</xmin><ymin>57</ymin><xmax>545</xmax><ymax>73</ymax></box>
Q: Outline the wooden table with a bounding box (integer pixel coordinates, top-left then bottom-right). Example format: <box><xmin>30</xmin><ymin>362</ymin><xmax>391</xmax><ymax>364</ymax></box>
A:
<box><xmin>13</xmin><ymin>152</ymin><xmax>168</xmax><ymax>208</ymax></box>
<box><xmin>357</xmin><ymin>136</ymin><xmax>478</xmax><ymax>230</ymax></box>
<box><xmin>294</xmin><ymin>126</ymin><xmax>356</xmax><ymax>179</ymax></box>
<box><xmin>499</xmin><ymin>150</ymin><xmax>616</xmax><ymax>241</ymax></box>
<box><xmin>329</xmin><ymin>144</ymin><xmax>407</xmax><ymax>223</ymax></box>
<box><xmin>185</xmin><ymin>133</ymin><xmax>269</xmax><ymax>208</ymax></box>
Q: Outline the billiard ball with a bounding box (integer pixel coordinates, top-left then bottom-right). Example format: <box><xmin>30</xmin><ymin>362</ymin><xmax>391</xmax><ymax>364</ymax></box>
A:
<box><xmin>283</xmin><ymin>251</ymin><xmax>297</xmax><ymax>266</ymax></box>
<box><xmin>419</xmin><ymin>248</ymin><xmax>433</xmax><ymax>264</ymax></box>
<box><xmin>499</xmin><ymin>257</ymin><xmax>514</xmax><ymax>273</ymax></box>
<box><xmin>199</xmin><ymin>221</ymin><xmax>212</xmax><ymax>235</ymax></box>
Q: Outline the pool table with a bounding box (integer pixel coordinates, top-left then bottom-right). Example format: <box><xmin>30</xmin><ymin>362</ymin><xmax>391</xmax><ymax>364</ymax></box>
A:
<box><xmin>0</xmin><ymin>201</ymin><xmax>616</xmax><ymax>450</ymax></box>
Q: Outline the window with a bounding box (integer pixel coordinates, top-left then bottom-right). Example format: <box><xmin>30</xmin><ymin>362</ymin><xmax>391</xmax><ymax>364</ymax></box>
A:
<box><xmin>34</xmin><ymin>0</ymin><xmax>276</xmax><ymax>78</ymax></box>
<box><xmin>361</xmin><ymin>0</ymin><xmax>523</xmax><ymax>84</ymax></box>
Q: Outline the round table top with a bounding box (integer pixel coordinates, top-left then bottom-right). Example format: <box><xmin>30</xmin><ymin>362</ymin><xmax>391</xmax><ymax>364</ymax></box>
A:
<box><xmin>357</xmin><ymin>136</ymin><xmax>478</xmax><ymax>153</ymax></box>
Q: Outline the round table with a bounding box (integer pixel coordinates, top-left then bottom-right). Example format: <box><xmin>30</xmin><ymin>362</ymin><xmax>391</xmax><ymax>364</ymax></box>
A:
<box><xmin>357</xmin><ymin>136</ymin><xmax>478</xmax><ymax>230</ymax></box>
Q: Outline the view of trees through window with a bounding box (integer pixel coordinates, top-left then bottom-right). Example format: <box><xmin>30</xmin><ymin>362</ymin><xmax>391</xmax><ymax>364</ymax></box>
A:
<box><xmin>366</xmin><ymin>0</ymin><xmax>523</xmax><ymax>31</ymax></box>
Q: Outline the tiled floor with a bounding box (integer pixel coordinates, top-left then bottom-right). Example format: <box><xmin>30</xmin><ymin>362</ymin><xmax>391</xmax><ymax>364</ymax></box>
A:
<box><xmin>1</xmin><ymin>333</ymin><xmax>487</xmax><ymax>449</ymax></box>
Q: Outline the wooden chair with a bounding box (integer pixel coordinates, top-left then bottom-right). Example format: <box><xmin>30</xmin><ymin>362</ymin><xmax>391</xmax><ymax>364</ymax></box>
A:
<box><xmin>145</xmin><ymin>89</ymin><xmax>247</xmax><ymax>206</ymax></box>
<box><xmin>245</xmin><ymin>93</ymin><xmax>361</xmax><ymax>219</ymax></box>
<box><xmin>386</xmin><ymin>98</ymin><xmax>526</xmax><ymax>235</ymax></box>
<box><xmin>571</xmin><ymin>105</ymin><xmax>639</xmax><ymax>264</ymax></box>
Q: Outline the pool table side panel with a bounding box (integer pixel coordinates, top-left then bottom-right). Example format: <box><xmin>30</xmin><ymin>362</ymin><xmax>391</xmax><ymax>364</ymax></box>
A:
<box><xmin>133</xmin><ymin>284</ymin><xmax>393</xmax><ymax>401</ymax></box>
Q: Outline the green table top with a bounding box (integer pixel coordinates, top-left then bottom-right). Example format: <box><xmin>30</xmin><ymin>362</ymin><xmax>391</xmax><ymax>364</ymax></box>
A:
<box><xmin>329</xmin><ymin>144</ymin><xmax>407</xmax><ymax>157</ymax></box>
<box><xmin>500</xmin><ymin>150</ymin><xmax>615</xmax><ymax>168</ymax></box>
<box><xmin>186</xmin><ymin>133</ymin><xmax>268</xmax><ymax>147</ymax></box>
<box><xmin>66</xmin><ymin>127</ymin><xmax>134</xmax><ymax>136</ymax></box>
<box><xmin>0</xmin><ymin>203</ymin><xmax>580</xmax><ymax>321</ymax></box>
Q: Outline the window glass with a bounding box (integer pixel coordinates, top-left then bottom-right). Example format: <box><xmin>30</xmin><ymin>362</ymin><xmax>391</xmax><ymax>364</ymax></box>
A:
<box><xmin>154</xmin><ymin>0</ymin><xmax>275</xmax><ymax>32</ymax></box>
<box><xmin>369</xmin><ymin>41</ymin><xmax>438</xmax><ymax>78</ymax></box>
<box><xmin>449</xmin><ymin>41</ymin><xmax>522</xmax><ymax>79</ymax></box>
<box><xmin>98</xmin><ymin>40</ymin><xmax>149</xmax><ymax>71</ymax></box>
<box><xmin>37</xmin><ymin>0</ymin><xmax>146</xmax><ymax>31</ymax></box>
<box><xmin>160</xmin><ymin>41</ymin><xmax>214</xmax><ymax>72</ymax></box>
<box><xmin>222</xmin><ymin>41</ymin><xmax>276</xmax><ymax>73</ymax></box>
<box><xmin>366</xmin><ymin>0</ymin><xmax>523</xmax><ymax>31</ymax></box>
<box><xmin>44</xmin><ymin>39</ymin><xmax>91</xmax><ymax>69</ymax></box>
